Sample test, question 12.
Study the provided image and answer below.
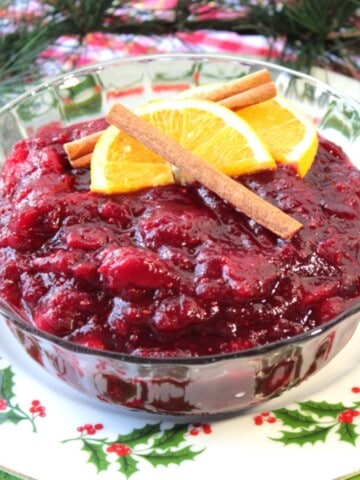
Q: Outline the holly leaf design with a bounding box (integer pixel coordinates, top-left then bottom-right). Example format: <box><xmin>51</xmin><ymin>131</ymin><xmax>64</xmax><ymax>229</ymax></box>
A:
<box><xmin>336</xmin><ymin>422</ymin><xmax>359</xmax><ymax>446</ymax></box>
<box><xmin>299</xmin><ymin>400</ymin><xmax>348</xmax><ymax>419</ymax></box>
<box><xmin>336</xmin><ymin>472</ymin><xmax>360</xmax><ymax>480</ymax></box>
<box><xmin>0</xmin><ymin>412</ymin><xmax>9</xmax><ymax>425</ymax></box>
<box><xmin>0</xmin><ymin>469</ymin><xmax>24</xmax><ymax>480</ymax></box>
<box><xmin>62</xmin><ymin>421</ymin><xmax>207</xmax><ymax>477</ymax></box>
<box><xmin>0</xmin><ymin>366</ymin><xmax>15</xmax><ymax>400</ymax></box>
<box><xmin>273</xmin><ymin>407</ymin><xmax>316</xmax><ymax>428</ymax></box>
<box><xmin>151</xmin><ymin>424</ymin><xmax>189</xmax><ymax>451</ymax></box>
<box><xmin>81</xmin><ymin>439</ymin><xmax>110</xmax><ymax>473</ymax></box>
<box><xmin>272</xmin><ymin>425</ymin><xmax>333</xmax><ymax>445</ymax></box>
<box><xmin>1</xmin><ymin>407</ymin><xmax>26</xmax><ymax>426</ymax></box>
<box><xmin>144</xmin><ymin>445</ymin><xmax>204</xmax><ymax>467</ymax></box>
<box><xmin>115</xmin><ymin>423</ymin><xmax>162</xmax><ymax>448</ymax></box>
<box><xmin>116</xmin><ymin>454</ymin><xmax>140</xmax><ymax>479</ymax></box>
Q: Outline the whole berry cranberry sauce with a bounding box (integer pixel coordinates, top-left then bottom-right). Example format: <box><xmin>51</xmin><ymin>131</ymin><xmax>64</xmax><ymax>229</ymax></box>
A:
<box><xmin>0</xmin><ymin>118</ymin><xmax>359</xmax><ymax>358</ymax></box>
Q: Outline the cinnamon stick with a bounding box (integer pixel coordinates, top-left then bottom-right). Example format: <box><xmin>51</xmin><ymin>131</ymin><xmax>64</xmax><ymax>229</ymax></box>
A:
<box><xmin>219</xmin><ymin>82</ymin><xmax>276</xmax><ymax>110</ymax></box>
<box><xmin>181</xmin><ymin>68</ymin><xmax>272</xmax><ymax>102</ymax></box>
<box><xmin>64</xmin><ymin>131</ymin><xmax>101</xmax><ymax>164</ymax></box>
<box><xmin>64</xmin><ymin>71</ymin><xmax>277</xmax><ymax>167</ymax></box>
<box><xmin>70</xmin><ymin>153</ymin><xmax>93</xmax><ymax>169</ymax></box>
<box><xmin>105</xmin><ymin>103</ymin><xmax>302</xmax><ymax>240</ymax></box>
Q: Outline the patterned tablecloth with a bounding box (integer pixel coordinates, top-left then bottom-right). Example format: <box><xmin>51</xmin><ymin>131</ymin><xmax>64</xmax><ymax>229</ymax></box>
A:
<box><xmin>2</xmin><ymin>0</ymin><xmax>359</xmax><ymax>92</ymax></box>
<box><xmin>39</xmin><ymin>30</ymin><xmax>282</xmax><ymax>75</ymax></box>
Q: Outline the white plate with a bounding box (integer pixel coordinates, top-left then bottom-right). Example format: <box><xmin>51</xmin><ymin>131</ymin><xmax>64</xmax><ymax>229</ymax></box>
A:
<box><xmin>0</xmin><ymin>317</ymin><xmax>360</xmax><ymax>480</ymax></box>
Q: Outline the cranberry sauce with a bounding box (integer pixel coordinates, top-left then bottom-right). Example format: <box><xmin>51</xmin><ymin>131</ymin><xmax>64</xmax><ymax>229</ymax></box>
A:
<box><xmin>0</xmin><ymin>120</ymin><xmax>359</xmax><ymax>357</ymax></box>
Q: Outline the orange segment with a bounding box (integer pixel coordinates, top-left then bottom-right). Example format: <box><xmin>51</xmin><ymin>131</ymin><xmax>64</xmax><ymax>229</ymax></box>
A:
<box><xmin>235</xmin><ymin>96</ymin><xmax>318</xmax><ymax>177</ymax></box>
<box><xmin>192</xmin><ymin>125</ymin><xmax>269</xmax><ymax>177</ymax></box>
<box><xmin>140</xmin><ymin>104</ymin><xmax>226</xmax><ymax>152</ymax></box>
<box><xmin>91</xmin><ymin>126</ymin><xmax>174</xmax><ymax>194</ymax></box>
<box><xmin>91</xmin><ymin>99</ymin><xmax>275</xmax><ymax>194</ymax></box>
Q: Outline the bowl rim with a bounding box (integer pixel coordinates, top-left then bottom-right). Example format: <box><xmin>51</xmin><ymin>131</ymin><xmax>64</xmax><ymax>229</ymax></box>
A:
<box><xmin>0</xmin><ymin>52</ymin><xmax>359</xmax><ymax>115</ymax></box>
<box><xmin>1</xmin><ymin>301</ymin><xmax>360</xmax><ymax>365</ymax></box>
<box><xmin>1</xmin><ymin>52</ymin><xmax>360</xmax><ymax>365</ymax></box>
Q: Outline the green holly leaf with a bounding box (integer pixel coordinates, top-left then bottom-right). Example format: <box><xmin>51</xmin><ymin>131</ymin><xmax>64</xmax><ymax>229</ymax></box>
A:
<box><xmin>336</xmin><ymin>422</ymin><xmax>359</xmax><ymax>446</ymax></box>
<box><xmin>81</xmin><ymin>439</ymin><xmax>110</xmax><ymax>473</ymax></box>
<box><xmin>0</xmin><ymin>366</ymin><xmax>15</xmax><ymax>400</ymax></box>
<box><xmin>273</xmin><ymin>407</ymin><xmax>316</xmax><ymax>428</ymax></box>
<box><xmin>0</xmin><ymin>412</ymin><xmax>8</xmax><ymax>425</ymax></box>
<box><xmin>299</xmin><ymin>400</ymin><xmax>349</xmax><ymax>419</ymax></box>
<box><xmin>151</xmin><ymin>424</ymin><xmax>189</xmax><ymax>451</ymax></box>
<box><xmin>114</xmin><ymin>423</ymin><xmax>162</xmax><ymax>448</ymax></box>
<box><xmin>0</xmin><ymin>467</ymin><xmax>23</xmax><ymax>479</ymax></box>
<box><xmin>0</xmin><ymin>408</ymin><xmax>26</xmax><ymax>425</ymax></box>
<box><xmin>272</xmin><ymin>425</ymin><xmax>333</xmax><ymax>445</ymax></box>
<box><xmin>116</xmin><ymin>454</ymin><xmax>140</xmax><ymax>479</ymax></box>
<box><xmin>143</xmin><ymin>445</ymin><xmax>204</xmax><ymax>467</ymax></box>
<box><xmin>335</xmin><ymin>472</ymin><xmax>360</xmax><ymax>480</ymax></box>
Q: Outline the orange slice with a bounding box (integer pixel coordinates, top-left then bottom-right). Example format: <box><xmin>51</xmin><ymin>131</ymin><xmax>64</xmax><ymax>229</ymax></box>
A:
<box><xmin>90</xmin><ymin>125</ymin><xmax>174</xmax><ymax>194</ymax></box>
<box><xmin>91</xmin><ymin>99</ymin><xmax>275</xmax><ymax>194</ymax></box>
<box><xmin>235</xmin><ymin>96</ymin><xmax>318</xmax><ymax>177</ymax></box>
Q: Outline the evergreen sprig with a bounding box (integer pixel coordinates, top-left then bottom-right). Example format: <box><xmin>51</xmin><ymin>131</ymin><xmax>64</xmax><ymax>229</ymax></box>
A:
<box><xmin>244</xmin><ymin>0</ymin><xmax>360</xmax><ymax>74</ymax></box>
<box><xmin>0</xmin><ymin>0</ymin><xmax>359</xmax><ymax>103</ymax></box>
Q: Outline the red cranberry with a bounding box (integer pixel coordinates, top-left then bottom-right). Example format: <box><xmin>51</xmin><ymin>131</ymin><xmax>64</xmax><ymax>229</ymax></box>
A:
<box><xmin>99</xmin><ymin>246</ymin><xmax>178</xmax><ymax>293</ymax></box>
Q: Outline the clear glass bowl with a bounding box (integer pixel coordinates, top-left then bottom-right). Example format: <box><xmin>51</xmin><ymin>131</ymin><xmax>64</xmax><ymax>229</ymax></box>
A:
<box><xmin>0</xmin><ymin>53</ymin><xmax>359</xmax><ymax>418</ymax></box>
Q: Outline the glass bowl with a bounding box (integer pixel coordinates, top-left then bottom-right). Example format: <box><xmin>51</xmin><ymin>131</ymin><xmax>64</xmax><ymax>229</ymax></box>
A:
<box><xmin>0</xmin><ymin>53</ymin><xmax>359</xmax><ymax>418</ymax></box>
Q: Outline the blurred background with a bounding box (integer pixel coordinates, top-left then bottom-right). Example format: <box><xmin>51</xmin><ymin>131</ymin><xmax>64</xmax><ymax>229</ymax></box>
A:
<box><xmin>0</xmin><ymin>0</ymin><xmax>359</xmax><ymax>106</ymax></box>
